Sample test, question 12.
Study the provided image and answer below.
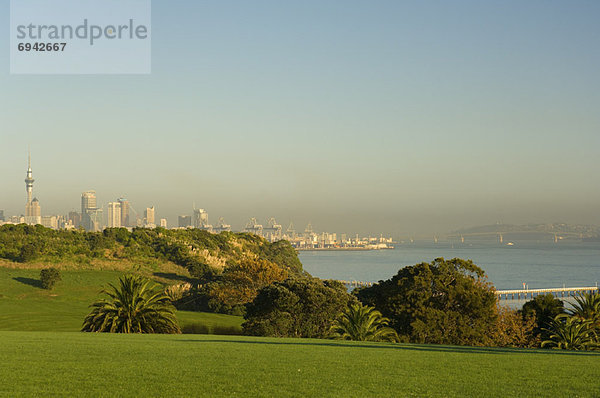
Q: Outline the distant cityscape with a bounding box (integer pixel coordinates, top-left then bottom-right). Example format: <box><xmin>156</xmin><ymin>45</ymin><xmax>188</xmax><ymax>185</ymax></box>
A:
<box><xmin>0</xmin><ymin>153</ymin><xmax>395</xmax><ymax>250</ymax></box>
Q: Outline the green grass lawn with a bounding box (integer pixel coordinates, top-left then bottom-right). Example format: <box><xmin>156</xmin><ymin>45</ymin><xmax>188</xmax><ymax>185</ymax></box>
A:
<box><xmin>0</xmin><ymin>331</ymin><xmax>599</xmax><ymax>397</ymax></box>
<box><xmin>0</xmin><ymin>267</ymin><xmax>242</xmax><ymax>332</ymax></box>
<box><xmin>2</xmin><ymin>266</ymin><xmax>600</xmax><ymax>397</ymax></box>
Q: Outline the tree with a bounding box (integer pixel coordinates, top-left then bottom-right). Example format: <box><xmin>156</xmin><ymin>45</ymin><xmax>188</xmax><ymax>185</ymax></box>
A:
<box><xmin>40</xmin><ymin>267</ymin><xmax>61</xmax><ymax>290</ymax></box>
<box><xmin>211</xmin><ymin>258</ymin><xmax>289</xmax><ymax>307</ymax></box>
<box><xmin>491</xmin><ymin>306</ymin><xmax>539</xmax><ymax>348</ymax></box>
<box><xmin>19</xmin><ymin>242</ymin><xmax>41</xmax><ymax>263</ymax></box>
<box><xmin>568</xmin><ymin>291</ymin><xmax>600</xmax><ymax>332</ymax></box>
<box><xmin>82</xmin><ymin>275</ymin><xmax>180</xmax><ymax>334</ymax></box>
<box><xmin>174</xmin><ymin>258</ymin><xmax>289</xmax><ymax>316</ymax></box>
<box><xmin>330</xmin><ymin>303</ymin><xmax>399</xmax><ymax>342</ymax></box>
<box><xmin>520</xmin><ymin>294</ymin><xmax>565</xmax><ymax>340</ymax></box>
<box><xmin>541</xmin><ymin>314</ymin><xmax>597</xmax><ymax>351</ymax></box>
<box><xmin>243</xmin><ymin>278</ymin><xmax>354</xmax><ymax>338</ymax></box>
<box><xmin>356</xmin><ymin>258</ymin><xmax>497</xmax><ymax>346</ymax></box>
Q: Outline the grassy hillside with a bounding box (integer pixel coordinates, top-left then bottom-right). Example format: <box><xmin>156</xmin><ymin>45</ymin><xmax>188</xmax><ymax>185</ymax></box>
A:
<box><xmin>0</xmin><ymin>224</ymin><xmax>302</xmax><ymax>276</ymax></box>
<box><xmin>0</xmin><ymin>267</ymin><xmax>242</xmax><ymax>332</ymax></box>
<box><xmin>1</xmin><ymin>331</ymin><xmax>599</xmax><ymax>397</ymax></box>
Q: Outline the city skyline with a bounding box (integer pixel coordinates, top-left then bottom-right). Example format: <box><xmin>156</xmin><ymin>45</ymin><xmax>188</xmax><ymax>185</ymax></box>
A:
<box><xmin>3</xmin><ymin>152</ymin><xmax>395</xmax><ymax>239</ymax></box>
<box><xmin>1</xmin><ymin>1</ymin><xmax>599</xmax><ymax>235</ymax></box>
<box><xmin>1</xmin><ymin>152</ymin><xmax>598</xmax><ymax>240</ymax></box>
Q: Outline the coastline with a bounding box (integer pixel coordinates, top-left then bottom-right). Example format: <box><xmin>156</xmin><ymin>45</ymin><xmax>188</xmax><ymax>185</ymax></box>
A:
<box><xmin>296</xmin><ymin>247</ymin><xmax>394</xmax><ymax>252</ymax></box>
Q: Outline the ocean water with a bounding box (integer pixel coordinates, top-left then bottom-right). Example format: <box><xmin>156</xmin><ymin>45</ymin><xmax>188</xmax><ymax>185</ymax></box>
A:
<box><xmin>299</xmin><ymin>242</ymin><xmax>600</xmax><ymax>291</ymax></box>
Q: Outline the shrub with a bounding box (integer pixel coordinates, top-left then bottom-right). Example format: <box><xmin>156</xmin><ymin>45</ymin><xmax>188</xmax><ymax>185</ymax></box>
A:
<box><xmin>491</xmin><ymin>306</ymin><xmax>539</xmax><ymax>348</ymax></box>
<box><xmin>40</xmin><ymin>268</ymin><xmax>61</xmax><ymax>290</ymax></box>
<box><xmin>243</xmin><ymin>278</ymin><xmax>354</xmax><ymax>338</ymax></box>
<box><xmin>520</xmin><ymin>294</ymin><xmax>565</xmax><ymax>340</ymax></box>
<box><xmin>541</xmin><ymin>314</ymin><xmax>598</xmax><ymax>350</ymax></box>
<box><xmin>164</xmin><ymin>282</ymin><xmax>193</xmax><ymax>302</ymax></box>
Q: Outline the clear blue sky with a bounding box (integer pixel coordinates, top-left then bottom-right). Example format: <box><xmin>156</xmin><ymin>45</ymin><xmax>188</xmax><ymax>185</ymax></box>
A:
<box><xmin>1</xmin><ymin>0</ymin><xmax>599</xmax><ymax>236</ymax></box>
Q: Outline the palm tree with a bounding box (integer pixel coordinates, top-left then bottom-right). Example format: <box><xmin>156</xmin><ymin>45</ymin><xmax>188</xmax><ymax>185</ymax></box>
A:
<box><xmin>331</xmin><ymin>303</ymin><xmax>399</xmax><ymax>342</ymax></box>
<box><xmin>82</xmin><ymin>275</ymin><xmax>181</xmax><ymax>334</ymax></box>
<box><xmin>569</xmin><ymin>291</ymin><xmax>600</xmax><ymax>330</ymax></box>
<box><xmin>541</xmin><ymin>314</ymin><xmax>597</xmax><ymax>350</ymax></box>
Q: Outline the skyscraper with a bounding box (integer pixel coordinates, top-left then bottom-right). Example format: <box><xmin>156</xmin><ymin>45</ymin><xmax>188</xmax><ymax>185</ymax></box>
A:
<box><xmin>144</xmin><ymin>207</ymin><xmax>155</xmax><ymax>227</ymax></box>
<box><xmin>68</xmin><ymin>211</ymin><xmax>81</xmax><ymax>228</ymax></box>
<box><xmin>0</xmin><ymin>210</ymin><xmax>5</xmax><ymax>222</ymax></box>
<box><xmin>107</xmin><ymin>202</ymin><xmax>122</xmax><ymax>228</ymax></box>
<box><xmin>81</xmin><ymin>191</ymin><xmax>102</xmax><ymax>232</ymax></box>
<box><xmin>118</xmin><ymin>198</ymin><xmax>130</xmax><ymax>227</ymax></box>
<box><xmin>24</xmin><ymin>152</ymin><xmax>42</xmax><ymax>225</ymax></box>
<box><xmin>81</xmin><ymin>191</ymin><xmax>96</xmax><ymax>212</ymax></box>
<box><xmin>178</xmin><ymin>215</ymin><xmax>191</xmax><ymax>228</ymax></box>
<box><xmin>193</xmin><ymin>208</ymin><xmax>209</xmax><ymax>228</ymax></box>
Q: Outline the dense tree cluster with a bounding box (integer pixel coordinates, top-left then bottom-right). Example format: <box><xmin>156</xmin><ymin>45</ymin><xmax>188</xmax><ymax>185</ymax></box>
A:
<box><xmin>176</xmin><ymin>258</ymin><xmax>290</xmax><ymax>316</ymax></box>
<box><xmin>357</xmin><ymin>258</ymin><xmax>498</xmax><ymax>345</ymax></box>
<box><xmin>243</xmin><ymin>278</ymin><xmax>354</xmax><ymax>338</ymax></box>
<box><xmin>240</xmin><ymin>257</ymin><xmax>588</xmax><ymax>349</ymax></box>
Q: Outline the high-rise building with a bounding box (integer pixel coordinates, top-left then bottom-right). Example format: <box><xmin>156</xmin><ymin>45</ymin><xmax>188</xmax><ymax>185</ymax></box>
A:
<box><xmin>24</xmin><ymin>152</ymin><xmax>42</xmax><ymax>225</ymax></box>
<box><xmin>0</xmin><ymin>210</ymin><xmax>5</xmax><ymax>222</ymax></box>
<box><xmin>178</xmin><ymin>215</ymin><xmax>191</xmax><ymax>228</ymax></box>
<box><xmin>193</xmin><ymin>208</ymin><xmax>209</xmax><ymax>228</ymax></box>
<box><xmin>144</xmin><ymin>207</ymin><xmax>155</xmax><ymax>227</ymax></box>
<box><xmin>118</xmin><ymin>198</ymin><xmax>130</xmax><ymax>227</ymax></box>
<box><xmin>107</xmin><ymin>202</ymin><xmax>122</xmax><ymax>228</ymax></box>
<box><xmin>68</xmin><ymin>211</ymin><xmax>81</xmax><ymax>228</ymax></box>
<box><xmin>160</xmin><ymin>218</ymin><xmax>168</xmax><ymax>228</ymax></box>
<box><xmin>81</xmin><ymin>191</ymin><xmax>102</xmax><ymax>231</ymax></box>
<box><xmin>81</xmin><ymin>191</ymin><xmax>97</xmax><ymax>212</ymax></box>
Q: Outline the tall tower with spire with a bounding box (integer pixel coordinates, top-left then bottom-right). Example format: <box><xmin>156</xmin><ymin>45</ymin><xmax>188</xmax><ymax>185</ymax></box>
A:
<box><xmin>25</xmin><ymin>151</ymin><xmax>34</xmax><ymax>204</ymax></box>
<box><xmin>24</xmin><ymin>150</ymin><xmax>41</xmax><ymax>225</ymax></box>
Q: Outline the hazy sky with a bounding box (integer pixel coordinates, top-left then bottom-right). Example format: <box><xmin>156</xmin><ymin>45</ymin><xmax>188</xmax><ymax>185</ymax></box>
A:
<box><xmin>1</xmin><ymin>1</ymin><xmax>599</xmax><ymax>237</ymax></box>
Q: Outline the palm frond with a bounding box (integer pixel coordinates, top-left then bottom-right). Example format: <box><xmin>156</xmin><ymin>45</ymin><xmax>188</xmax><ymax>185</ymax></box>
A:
<box><xmin>81</xmin><ymin>274</ymin><xmax>181</xmax><ymax>334</ymax></box>
<box><xmin>331</xmin><ymin>303</ymin><xmax>399</xmax><ymax>342</ymax></box>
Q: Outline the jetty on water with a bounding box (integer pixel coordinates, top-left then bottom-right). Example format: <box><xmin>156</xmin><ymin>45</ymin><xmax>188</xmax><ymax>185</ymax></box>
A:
<box><xmin>339</xmin><ymin>280</ymin><xmax>599</xmax><ymax>300</ymax></box>
<box><xmin>495</xmin><ymin>286</ymin><xmax>599</xmax><ymax>300</ymax></box>
<box><xmin>339</xmin><ymin>280</ymin><xmax>374</xmax><ymax>289</ymax></box>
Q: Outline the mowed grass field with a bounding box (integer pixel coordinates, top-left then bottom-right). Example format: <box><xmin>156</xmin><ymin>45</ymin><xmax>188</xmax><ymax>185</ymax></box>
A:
<box><xmin>0</xmin><ymin>267</ymin><xmax>242</xmax><ymax>332</ymax></box>
<box><xmin>0</xmin><ymin>331</ymin><xmax>599</xmax><ymax>397</ymax></box>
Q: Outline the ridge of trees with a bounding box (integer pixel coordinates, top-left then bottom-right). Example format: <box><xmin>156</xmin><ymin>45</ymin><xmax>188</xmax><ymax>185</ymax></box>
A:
<box><xmin>0</xmin><ymin>224</ymin><xmax>303</xmax><ymax>279</ymax></box>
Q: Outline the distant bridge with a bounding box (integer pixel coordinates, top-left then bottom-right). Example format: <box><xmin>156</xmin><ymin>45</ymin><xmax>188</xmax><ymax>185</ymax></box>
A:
<box><xmin>447</xmin><ymin>230</ymin><xmax>585</xmax><ymax>242</ymax></box>
<box><xmin>495</xmin><ymin>286</ymin><xmax>599</xmax><ymax>300</ymax></box>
